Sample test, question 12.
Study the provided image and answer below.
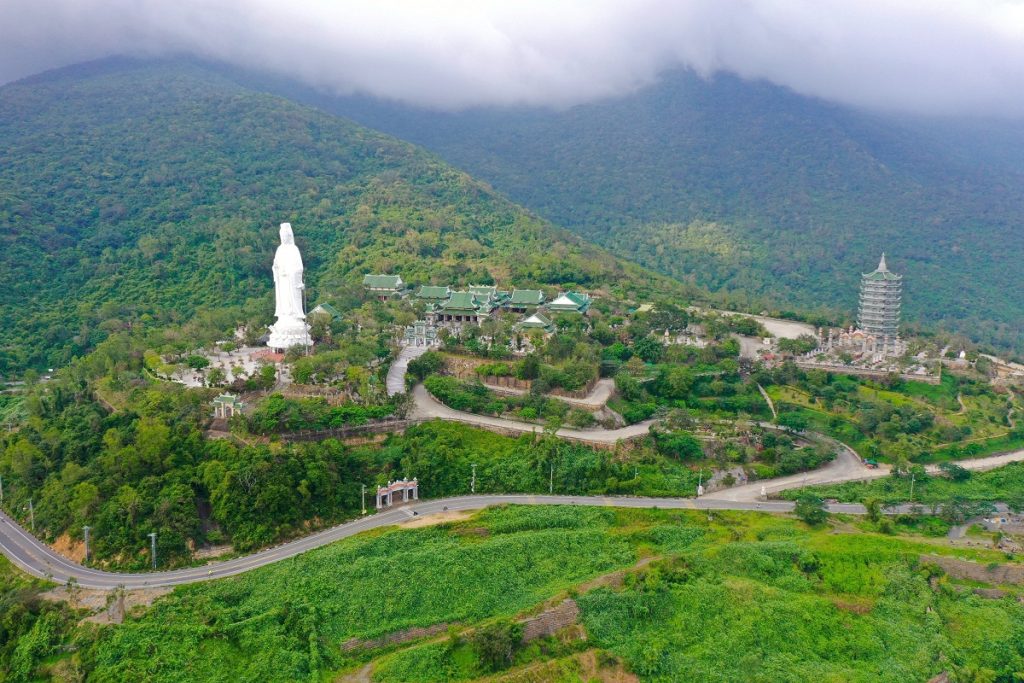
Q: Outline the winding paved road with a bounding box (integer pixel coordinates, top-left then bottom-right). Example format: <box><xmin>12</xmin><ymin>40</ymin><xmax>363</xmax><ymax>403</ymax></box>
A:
<box><xmin>3</xmin><ymin>353</ymin><xmax>1023</xmax><ymax>590</ymax></box>
<box><xmin>409</xmin><ymin>384</ymin><xmax>656</xmax><ymax>444</ymax></box>
<box><xmin>0</xmin><ymin>495</ymin><xmax>861</xmax><ymax>590</ymax></box>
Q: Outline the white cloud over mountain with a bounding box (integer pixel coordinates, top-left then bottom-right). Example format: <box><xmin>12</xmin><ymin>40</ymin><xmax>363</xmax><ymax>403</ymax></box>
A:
<box><xmin>3</xmin><ymin>0</ymin><xmax>1024</xmax><ymax>115</ymax></box>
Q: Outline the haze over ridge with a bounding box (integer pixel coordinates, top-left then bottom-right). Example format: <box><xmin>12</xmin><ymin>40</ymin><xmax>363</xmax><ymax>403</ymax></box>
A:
<box><xmin>5</xmin><ymin>0</ymin><xmax>1024</xmax><ymax>115</ymax></box>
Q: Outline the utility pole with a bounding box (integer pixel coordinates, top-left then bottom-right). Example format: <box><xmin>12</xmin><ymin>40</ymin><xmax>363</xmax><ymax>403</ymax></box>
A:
<box><xmin>83</xmin><ymin>526</ymin><xmax>90</xmax><ymax>563</ymax></box>
<box><xmin>148</xmin><ymin>532</ymin><xmax>157</xmax><ymax>570</ymax></box>
<box><xmin>361</xmin><ymin>484</ymin><xmax>367</xmax><ymax>515</ymax></box>
<box><xmin>471</xmin><ymin>463</ymin><xmax>477</xmax><ymax>494</ymax></box>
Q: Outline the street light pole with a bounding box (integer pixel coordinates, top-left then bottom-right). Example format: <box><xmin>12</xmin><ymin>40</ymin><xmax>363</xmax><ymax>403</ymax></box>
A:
<box><xmin>909</xmin><ymin>472</ymin><xmax>916</xmax><ymax>504</ymax></box>
<box><xmin>83</xmin><ymin>526</ymin><xmax>90</xmax><ymax>563</ymax></box>
<box><xmin>471</xmin><ymin>463</ymin><xmax>477</xmax><ymax>494</ymax></box>
<box><xmin>28</xmin><ymin>499</ymin><xmax>34</xmax><ymax>532</ymax></box>
<box><xmin>148</xmin><ymin>532</ymin><xmax>157</xmax><ymax>569</ymax></box>
<box><xmin>361</xmin><ymin>484</ymin><xmax>366</xmax><ymax>515</ymax></box>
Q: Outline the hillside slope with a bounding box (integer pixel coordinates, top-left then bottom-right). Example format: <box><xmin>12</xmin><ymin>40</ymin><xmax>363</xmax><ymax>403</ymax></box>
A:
<box><xmin>0</xmin><ymin>59</ymin><xmax>694</xmax><ymax>372</ymax></box>
<box><xmin>284</xmin><ymin>70</ymin><xmax>1024</xmax><ymax>353</ymax></box>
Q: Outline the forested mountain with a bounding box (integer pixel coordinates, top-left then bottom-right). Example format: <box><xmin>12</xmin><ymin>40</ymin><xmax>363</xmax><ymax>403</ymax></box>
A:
<box><xmin>266</xmin><ymin>69</ymin><xmax>1024</xmax><ymax>354</ymax></box>
<box><xmin>0</xmin><ymin>59</ymin><xmax>698</xmax><ymax>373</ymax></box>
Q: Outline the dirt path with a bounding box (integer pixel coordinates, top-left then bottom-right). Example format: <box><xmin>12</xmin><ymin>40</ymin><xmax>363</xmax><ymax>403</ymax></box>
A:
<box><xmin>757</xmin><ymin>384</ymin><xmax>777</xmax><ymax>419</ymax></box>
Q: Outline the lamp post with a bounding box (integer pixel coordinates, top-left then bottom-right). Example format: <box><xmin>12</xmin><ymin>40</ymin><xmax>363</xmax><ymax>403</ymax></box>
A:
<box><xmin>26</xmin><ymin>499</ymin><xmax>34</xmax><ymax>532</ymax></box>
<box><xmin>909</xmin><ymin>471</ymin><xmax>916</xmax><ymax>504</ymax></box>
<box><xmin>471</xmin><ymin>463</ymin><xmax>477</xmax><ymax>494</ymax></box>
<box><xmin>83</xmin><ymin>526</ymin><xmax>91</xmax><ymax>563</ymax></box>
<box><xmin>361</xmin><ymin>484</ymin><xmax>367</xmax><ymax>515</ymax></box>
<box><xmin>148</xmin><ymin>532</ymin><xmax>157</xmax><ymax>570</ymax></box>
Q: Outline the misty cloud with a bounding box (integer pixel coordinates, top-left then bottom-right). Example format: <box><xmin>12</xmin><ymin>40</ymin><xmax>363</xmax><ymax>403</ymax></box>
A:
<box><xmin>3</xmin><ymin>0</ymin><xmax>1024</xmax><ymax>115</ymax></box>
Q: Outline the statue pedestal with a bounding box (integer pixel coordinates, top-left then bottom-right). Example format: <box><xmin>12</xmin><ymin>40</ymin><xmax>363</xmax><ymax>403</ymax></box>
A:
<box><xmin>267</xmin><ymin>318</ymin><xmax>311</xmax><ymax>350</ymax></box>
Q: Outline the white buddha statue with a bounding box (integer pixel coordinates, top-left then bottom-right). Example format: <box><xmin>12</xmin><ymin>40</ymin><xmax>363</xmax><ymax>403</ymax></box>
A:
<box><xmin>267</xmin><ymin>223</ymin><xmax>311</xmax><ymax>350</ymax></box>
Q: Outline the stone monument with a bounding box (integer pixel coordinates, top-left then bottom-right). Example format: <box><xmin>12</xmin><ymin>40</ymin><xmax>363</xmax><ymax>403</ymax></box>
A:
<box><xmin>267</xmin><ymin>222</ymin><xmax>311</xmax><ymax>350</ymax></box>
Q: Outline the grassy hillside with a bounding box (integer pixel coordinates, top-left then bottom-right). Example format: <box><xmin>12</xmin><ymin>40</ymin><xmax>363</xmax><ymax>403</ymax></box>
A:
<box><xmin>20</xmin><ymin>506</ymin><xmax>1020</xmax><ymax>681</ymax></box>
<box><xmin>290</xmin><ymin>70</ymin><xmax>1024</xmax><ymax>354</ymax></box>
<box><xmin>0</xmin><ymin>59</ymin><xmax>696</xmax><ymax>374</ymax></box>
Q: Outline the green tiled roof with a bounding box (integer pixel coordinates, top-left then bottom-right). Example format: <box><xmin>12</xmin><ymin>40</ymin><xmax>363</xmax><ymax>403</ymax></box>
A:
<box><xmin>546</xmin><ymin>291</ymin><xmax>591</xmax><ymax>312</ymax></box>
<box><xmin>416</xmin><ymin>285</ymin><xmax>451</xmax><ymax>299</ymax></box>
<box><xmin>310</xmin><ymin>302</ymin><xmax>342</xmax><ymax>319</ymax></box>
<box><xmin>362</xmin><ymin>274</ymin><xmax>403</xmax><ymax>289</ymax></box>
<box><xmin>442</xmin><ymin>291</ymin><xmax>493</xmax><ymax>312</ymax></box>
<box><xmin>469</xmin><ymin>285</ymin><xmax>497</xmax><ymax>297</ymax></box>
<box><xmin>508</xmin><ymin>289</ymin><xmax>545</xmax><ymax>305</ymax></box>
<box><xmin>517</xmin><ymin>312</ymin><xmax>554</xmax><ymax>331</ymax></box>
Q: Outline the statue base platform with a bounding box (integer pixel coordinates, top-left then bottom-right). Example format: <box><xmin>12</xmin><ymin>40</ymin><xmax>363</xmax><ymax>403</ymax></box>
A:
<box><xmin>267</xmin><ymin>320</ymin><xmax>311</xmax><ymax>351</ymax></box>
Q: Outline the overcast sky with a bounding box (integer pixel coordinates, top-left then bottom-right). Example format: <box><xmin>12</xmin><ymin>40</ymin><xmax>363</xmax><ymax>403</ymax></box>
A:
<box><xmin>3</xmin><ymin>0</ymin><xmax>1024</xmax><ymax>115</ymax></box>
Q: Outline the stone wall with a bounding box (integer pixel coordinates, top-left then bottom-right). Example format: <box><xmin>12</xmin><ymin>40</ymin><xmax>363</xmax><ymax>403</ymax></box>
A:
<box><xmin>519</xmin><ymin>599</ymin><xmax>580</xmax><ymax>643</ymax></box>
<box><xmin>922</xmin><ymin>554</ymin><xmax>1024</xmax><ymax>585</ymax></box>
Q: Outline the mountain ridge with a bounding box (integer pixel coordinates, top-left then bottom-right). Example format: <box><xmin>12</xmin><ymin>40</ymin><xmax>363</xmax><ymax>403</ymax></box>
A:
<box><xmin>258</xmin><ymin>68</ymin><xmax>1024</xmax><ymax>354</ymax></box>
<box><xmin>0</xmin><ymin>58</ymin><xmax>697</xmax><ymax>372</ymax></box>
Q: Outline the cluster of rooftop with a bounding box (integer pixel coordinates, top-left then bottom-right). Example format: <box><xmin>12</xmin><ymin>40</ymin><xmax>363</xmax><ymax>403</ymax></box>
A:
<box><xmin>361</xmin><ymin>274</ymin><xmax>591</xmax><ymax>330</ymax></box>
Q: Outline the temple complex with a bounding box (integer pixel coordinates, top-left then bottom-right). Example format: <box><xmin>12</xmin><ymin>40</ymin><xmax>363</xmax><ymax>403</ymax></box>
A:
<box><xmin>857</xmin><ymin>253</ymin><xmax>902</xmax><ymax>352</ymax></box>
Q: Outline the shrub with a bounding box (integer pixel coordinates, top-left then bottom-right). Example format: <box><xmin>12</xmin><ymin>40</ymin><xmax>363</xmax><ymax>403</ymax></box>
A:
<box><xmin>794</xmin><ymin>494</ymin><xmax>828</xmax><ymax>526</ymax></box>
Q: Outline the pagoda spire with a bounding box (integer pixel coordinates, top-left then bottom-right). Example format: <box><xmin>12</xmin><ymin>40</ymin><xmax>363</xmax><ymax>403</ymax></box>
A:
<box><xmin>877</xmin><ymin>252</ymin><xmax>888</xmax><ymax>272</ymax></box>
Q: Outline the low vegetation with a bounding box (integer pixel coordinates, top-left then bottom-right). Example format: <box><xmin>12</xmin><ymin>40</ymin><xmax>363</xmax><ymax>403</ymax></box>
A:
<box><xmin>8</xmin><ymin>506</ymin><xmax>1019</xmax><ymax>682</ymax></box>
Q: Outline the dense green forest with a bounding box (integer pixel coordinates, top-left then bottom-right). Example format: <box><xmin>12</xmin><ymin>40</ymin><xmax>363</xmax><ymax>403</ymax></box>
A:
<box><xmin>287</xmin><ymin>69</ymin><xmax>1024</xmax><ymax>354</ymax></box>
<box><xmin>0</xmin><ymin>59</ymin><xmax>700</xmax><ymax>374</ymax></box>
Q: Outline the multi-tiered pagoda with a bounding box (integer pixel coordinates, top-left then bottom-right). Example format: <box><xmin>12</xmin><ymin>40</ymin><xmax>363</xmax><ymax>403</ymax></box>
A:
<box><xmin>857</xmin><ymin>253</ymin><xmax>902</xmax><ymax>349</ymax></box>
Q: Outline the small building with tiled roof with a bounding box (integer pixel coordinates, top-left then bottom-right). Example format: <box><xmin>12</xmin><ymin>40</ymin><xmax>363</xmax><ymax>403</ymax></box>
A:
<box><xmin>309</xmin><ymin>302</ymin><xmax>342</xmax><ymax>320</ymax></box>
<box><xmin>515</xmin><ymin>312</ymin><xmax>555</xmax><ymax>334</ymax></box>
<box><xmin>433</xmin><ymin>291</ymin><xmax>497</xmax><ymax>325</ymax></box>
<box><xmin>545</xmin><ymin>291</ymin><xmax>591</xmax><ymax>314</ymax></box>
<box><xmin>362</xmin><ymin>274</ymin><xmax>406</xmax><ymax>301</ymax></box>
<box><xmin>505</xmin><ymin>288</ymin><xmax>546</xmax><ymax>313</ymax></box>
<box><xmin>415</xmin><ymin>285</ymin><xmax>452</xmax><ymax>302</ymax></box>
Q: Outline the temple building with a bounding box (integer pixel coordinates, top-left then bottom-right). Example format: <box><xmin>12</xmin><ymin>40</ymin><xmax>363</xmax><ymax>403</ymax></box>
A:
<box><xmin>415</xmin><ymin>285</ymin><xmax>451</xmax><ymax>303</ymax></box>
<box><xmin>857</xmin><ymin>254</ymin><xmax>901</xmax><ymax>350</ymax></box>
<box><xmin>546</xmin><ymin>291</ymin><xmax>592</xmax><ymax>315</ymax></box>
<box><xmin>505</xmin><ymin>289</ymin><xmax>545</xmax><ymax>313</ymax></box>
<box><xmin>431</xmin><ymin>290</ymin><xmax>497</xmax><ymax>325</ymax></box>
<box><xmin>362</xmin><ymin>274</ymin><xmax>406</xmax><ymax>301</ymax></box>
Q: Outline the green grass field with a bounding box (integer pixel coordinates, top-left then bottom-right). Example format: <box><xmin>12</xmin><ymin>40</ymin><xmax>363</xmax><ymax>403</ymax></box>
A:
<box><xmin>53</xmin><ymin>506</ymin><xmax>1022</xmax><ymax>683</ymax></box>
<box><xmin>781</xmin><ymin>462</ymin><xmax>1024</xmax><ymax>509</ymax></box>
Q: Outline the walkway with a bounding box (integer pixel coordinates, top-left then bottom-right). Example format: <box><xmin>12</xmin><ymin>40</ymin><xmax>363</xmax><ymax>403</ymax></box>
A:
<box><xmin>483</xmin><ymin>378</ymin><xmax>616</xmax><ymax>409</ymax></box>
<box><xmin>386</xmin><ymin>346</ymin><xmax>427</xmax><ymax>396</ymax></box>
<box><xmin>409</xmin><ymin>384</ymin><xmax>655</xmax><ymax>444</ymax></box>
